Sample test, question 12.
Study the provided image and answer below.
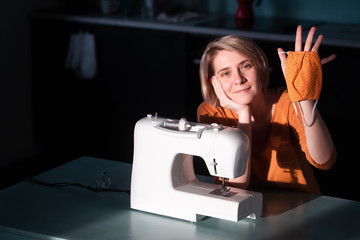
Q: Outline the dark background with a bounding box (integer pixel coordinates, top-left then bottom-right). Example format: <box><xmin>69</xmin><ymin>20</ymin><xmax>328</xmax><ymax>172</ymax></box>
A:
<box><xmin>0</xmin><ymin>0</ymin><xmax>359</xmax><ymax>201</ymax></box>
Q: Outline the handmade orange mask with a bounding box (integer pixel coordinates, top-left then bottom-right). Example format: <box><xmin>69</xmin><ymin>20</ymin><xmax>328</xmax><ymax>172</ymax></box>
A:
<box><xmin>285</xmin><ymin>51</ymin><xmax>322</xmax><ymax>102</ymax></box>
<box><xmin>284</xmin><ymin>51</ymin><xmax>322</xmax><ymax>127</ymax></box>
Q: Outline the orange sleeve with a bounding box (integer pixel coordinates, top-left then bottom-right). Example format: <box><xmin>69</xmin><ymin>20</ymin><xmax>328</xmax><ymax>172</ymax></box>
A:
<box><xmin>286</xmin><ymin>94</ymin><xmax>337</xmax><ymax>170</ymax></box>
<box><xmin>197</xmin><ymin>102</ymin><xmax>219</xmax><ymax>124</ymax></box>
<box><xmin>197</xmin><ymin>102</ymin><xmax>239</xmax><ymax>127</ymax></box>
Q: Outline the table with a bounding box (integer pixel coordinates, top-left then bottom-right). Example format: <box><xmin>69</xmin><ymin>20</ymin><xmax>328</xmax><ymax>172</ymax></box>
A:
<box><xmin>0</xmin><ymin>156</ymin><xmax>359</xmax><ymax>239</ymax></box>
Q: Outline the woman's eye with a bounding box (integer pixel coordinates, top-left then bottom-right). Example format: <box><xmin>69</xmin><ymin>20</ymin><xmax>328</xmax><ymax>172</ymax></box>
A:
<box><xmin>220</xmin><ymin>72</ymin><xmax>230</xmax><ymax>77</ymax></box>
<box><xmin>242</xmin><ymin>63</ymin><xmax>252</xmax><ymax>71</ymax></box>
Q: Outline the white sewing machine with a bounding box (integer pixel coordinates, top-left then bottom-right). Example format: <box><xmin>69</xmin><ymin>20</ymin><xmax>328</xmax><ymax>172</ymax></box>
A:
<box><xmin>130</xmin><ymin>114</ymin><xmax>262</xmax><ymax>222</ymax></box>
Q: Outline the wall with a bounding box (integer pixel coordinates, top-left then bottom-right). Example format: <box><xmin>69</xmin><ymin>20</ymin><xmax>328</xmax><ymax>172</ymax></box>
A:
<box><xmin>0</xmin><ymin>0</ymin><xmax>58</xmax><ymax>167</ymax></box>
<box><xmin>207</xmin><ymin>0</ymin><xmax>360</xmax><ymax>24</ymax></box>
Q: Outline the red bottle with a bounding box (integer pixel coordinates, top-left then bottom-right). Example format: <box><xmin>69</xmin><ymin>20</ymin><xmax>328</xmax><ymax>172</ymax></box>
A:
<box><xmin>235</xmin><ymin>0</ymin><xmax>254</xmax><ymax>20</ymax></box>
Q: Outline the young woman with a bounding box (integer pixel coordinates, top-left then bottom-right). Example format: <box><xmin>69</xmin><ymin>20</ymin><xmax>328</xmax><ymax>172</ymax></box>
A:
<box><xmin>197</xmin><ymin>26</ymin><xmax>336</xmax><ymax>193</ymax></box>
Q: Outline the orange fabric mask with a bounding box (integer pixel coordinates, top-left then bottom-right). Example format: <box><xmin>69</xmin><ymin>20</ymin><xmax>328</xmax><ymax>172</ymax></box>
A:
<box><xmin>285</xmin><ymin>51</ymin><xmax>322</xmax><ymax>102</ymax></box>
<box><xmin>284</xmin><ymin>51</ymin><xmax>322</xmax><ymax>127</ymax></box>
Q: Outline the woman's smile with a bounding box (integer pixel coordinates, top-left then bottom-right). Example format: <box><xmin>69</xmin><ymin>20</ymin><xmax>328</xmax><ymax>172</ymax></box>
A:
<box><xmin>233</xmin><ymin>86</ymin><xmax>251</xmax><ymax>94</ymax></box>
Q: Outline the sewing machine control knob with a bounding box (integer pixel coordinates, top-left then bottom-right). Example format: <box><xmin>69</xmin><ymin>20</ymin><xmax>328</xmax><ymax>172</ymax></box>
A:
<box><xmin>211</xmin><ymin>123</ymin><xmax>224</xmax><ymax>132</ymax></box>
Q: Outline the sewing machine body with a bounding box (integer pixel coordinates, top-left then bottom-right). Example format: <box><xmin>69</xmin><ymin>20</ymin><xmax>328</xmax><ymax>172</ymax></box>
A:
<box><xmin>130</xmin><ymin>114</ymin><xmax>262</xmax><ymax>222</ymax></box>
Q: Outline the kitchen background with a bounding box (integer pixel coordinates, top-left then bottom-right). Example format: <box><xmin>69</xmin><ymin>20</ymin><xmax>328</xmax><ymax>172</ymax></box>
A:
<box><xmin>0</xmin><ymin>0</ymin><xmax>359</xmax><ymax>198</ymax></box>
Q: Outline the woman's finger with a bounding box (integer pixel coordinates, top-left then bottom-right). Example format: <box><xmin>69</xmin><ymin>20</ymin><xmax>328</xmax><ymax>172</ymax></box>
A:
<box><xmin>320</xmin><ymin>54</ymin><xmax>337</xmax><ymax>65</ymax></box>
<box><xmin>295</xmin><ymin>25</ymin><xmax>303</xmax><ymax>52</ymax></box>
<box><xmin>304</xmin><ymin>27</ymin><xmax>316</xmax><ymax>52</ymax></box>
<box><xmin>211</xmin><ymin>76</ymin><xmax>220</xmax><ymax>96</ymax></box>
<box><xmin>277</xmin><ymin>48</ymin><xmax>287</xmax><ymax>74</ymax></box>
<box><xmin>312</xmin><ymin>34</ymin><xmax>323</xmax><ymax>52</ymax></box>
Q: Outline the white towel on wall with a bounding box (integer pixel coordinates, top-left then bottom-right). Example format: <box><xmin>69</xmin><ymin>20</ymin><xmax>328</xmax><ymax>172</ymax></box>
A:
<box><xmin>65</xmin><ymin>32</ymin><xmax>97</xmax><ymax>79</ymax></box>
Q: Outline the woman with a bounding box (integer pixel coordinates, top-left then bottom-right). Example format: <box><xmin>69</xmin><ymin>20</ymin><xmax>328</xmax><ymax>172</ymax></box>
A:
<box><xmin>197</xmin><ymin>26</ymin><xmax>336</xmax><ymax>193</ymax></box>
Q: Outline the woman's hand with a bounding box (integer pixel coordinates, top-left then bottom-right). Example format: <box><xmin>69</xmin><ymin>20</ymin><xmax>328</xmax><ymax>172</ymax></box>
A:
<box><xmin>212</xmin><ymin>75</ymin><xmax>252</xmax><ymax>188</ymax></box>
<box><xmin>277</xmin><ymin>25</ymin><xmax>336</xmax><ymax>77</ymax></box>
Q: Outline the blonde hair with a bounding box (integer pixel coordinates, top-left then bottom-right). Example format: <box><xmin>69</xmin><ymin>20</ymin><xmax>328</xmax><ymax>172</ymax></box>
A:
<box><xmin>199</xmin><ymin>35</ymin><xmax>269</xmax><ymax>106</ymax></box>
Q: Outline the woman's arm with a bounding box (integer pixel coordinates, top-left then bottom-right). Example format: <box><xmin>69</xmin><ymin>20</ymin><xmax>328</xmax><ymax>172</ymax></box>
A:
<box><xmin>298</xmin><ymin>100</ymin><xmax>334</xmax><ymax>165</ymax></box>
<box><xmin>278</xmin><ymin>26</ymin><xmax>336</xmax><ymax>165</ymax></box>
<box><xmin>211</xmin><ymin>76</ymin><xmax>252</xmax><ymax>188</ymax></box>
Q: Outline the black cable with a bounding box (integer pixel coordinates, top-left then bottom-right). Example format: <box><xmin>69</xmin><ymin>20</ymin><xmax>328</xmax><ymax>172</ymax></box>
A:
<box><xmin>26</xmin><ymin>177</ymin><xmax>130</xmax><ymax>195</ymax></box>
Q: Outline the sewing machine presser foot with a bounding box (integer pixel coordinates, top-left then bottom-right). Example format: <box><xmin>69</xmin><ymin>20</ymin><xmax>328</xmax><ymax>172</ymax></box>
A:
<box><xmin>221</xmin><ymin>178</ymin><xmax>230</xmax><ymax>195</ymax></box>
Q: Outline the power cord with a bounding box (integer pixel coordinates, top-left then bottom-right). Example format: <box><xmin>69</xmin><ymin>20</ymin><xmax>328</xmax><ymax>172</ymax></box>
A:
<box><xmin>26</xmin><ymin>172</ymin><xmax>130</xmax><ymax>195</ymax></box>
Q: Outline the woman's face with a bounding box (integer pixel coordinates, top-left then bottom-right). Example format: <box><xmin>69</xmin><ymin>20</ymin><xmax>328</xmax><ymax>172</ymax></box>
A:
<box><xmin>212</xmin><ymin>50</ymin><xmax>262</xmax><ymax>105</ymax></box>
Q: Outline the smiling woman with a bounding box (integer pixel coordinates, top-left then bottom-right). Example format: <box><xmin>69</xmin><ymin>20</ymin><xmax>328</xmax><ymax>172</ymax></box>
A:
<box><xmin>197</xmin><ymin>27</ymin><xmax>337</xmax><ymax>193</ymax></box>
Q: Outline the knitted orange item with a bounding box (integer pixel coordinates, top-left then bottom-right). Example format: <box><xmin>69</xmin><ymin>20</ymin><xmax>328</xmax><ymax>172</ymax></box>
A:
<box><xmin>285</xmin><ymin>51</ymin><xmax>322</xmax><ymax>102</ymax></box>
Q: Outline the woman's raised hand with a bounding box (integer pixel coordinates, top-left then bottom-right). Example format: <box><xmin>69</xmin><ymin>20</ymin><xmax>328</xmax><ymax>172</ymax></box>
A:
<box><xmin>277</xmin><ymin>25</ymin><xmax>336</xmax><ymax>76</ymax></box>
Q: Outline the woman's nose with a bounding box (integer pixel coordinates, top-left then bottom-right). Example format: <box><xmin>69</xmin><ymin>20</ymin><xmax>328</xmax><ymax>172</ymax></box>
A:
<box><xmin>234</xmin><ymin>70</ymin><xmax>247</xmax><ymax>84</ymax></box>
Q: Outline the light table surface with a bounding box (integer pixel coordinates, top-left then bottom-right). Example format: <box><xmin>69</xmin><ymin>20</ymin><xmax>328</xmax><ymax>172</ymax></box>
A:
<box><xmin>0</xmin><ymin>156</ymin><xmax>359</xmax><ymax>240</ymax></box>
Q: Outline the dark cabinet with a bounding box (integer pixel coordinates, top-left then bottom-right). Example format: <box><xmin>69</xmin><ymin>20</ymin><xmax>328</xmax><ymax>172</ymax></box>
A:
<box><xmin>31</xmin><ymin>18</ymin><xmax>190</xmax><ymax>162</ymax></box>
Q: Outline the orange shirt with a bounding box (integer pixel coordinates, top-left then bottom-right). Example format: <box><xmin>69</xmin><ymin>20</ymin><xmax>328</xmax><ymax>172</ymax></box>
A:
<box><xmin>197</xmin><ymin>88</ymin><xmax>336</xmax><ymax>194</ymax></box>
